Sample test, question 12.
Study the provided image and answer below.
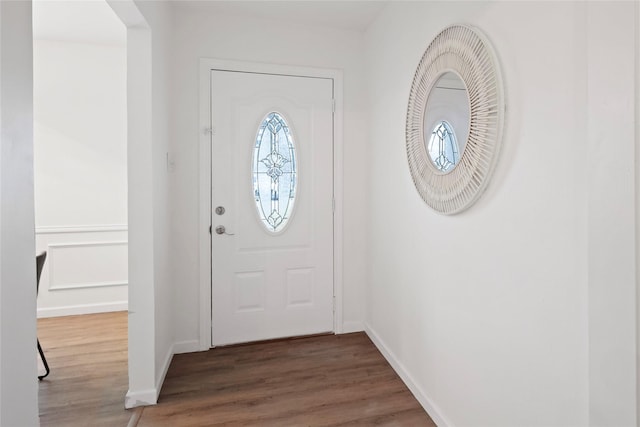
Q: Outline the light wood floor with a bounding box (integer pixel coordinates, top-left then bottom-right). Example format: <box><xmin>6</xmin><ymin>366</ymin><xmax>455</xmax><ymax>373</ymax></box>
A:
<box><xmin>38</xmin><ymin>312</ymin><xmax>435</xmax><ymax>426</ymax></box>
<box><xmin>38</xmin><ymin>311</ymin><xmax>131</xmax><ymax>427</ymax></box>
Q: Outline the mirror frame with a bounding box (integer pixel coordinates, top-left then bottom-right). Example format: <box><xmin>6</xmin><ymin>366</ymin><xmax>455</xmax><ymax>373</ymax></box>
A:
<box><xmin>406</xmin><ymin>25</ymin><xmax>504</xmax><ymax>214</ymax></box>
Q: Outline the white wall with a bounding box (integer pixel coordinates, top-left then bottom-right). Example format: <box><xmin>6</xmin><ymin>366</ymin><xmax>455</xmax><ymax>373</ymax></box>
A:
<box><xmin>0</xmin><ymin>0</ymin><xmax>173</xmax><ymax>416</ymax></box>
<box><xmin>130</xmin><ymin>0</ymin><xmax>174</xmax><ymax>406</ymax></box>
<box><xmin>169</xmin><ymin>5</ymin><xmax>369</xmax><ymax>347</ymax></box>
<box><xmin>586</xmin><ymin>2</ymin><xmax>637</xmax><ymax>424</ymax></box>
<box><xmin>364</xmin><ymin>1</ymin><xmax>636</xmax><ymax>425</ymax></box>
<box><xmin>137</xmin><ymin>0</ymin><xmax>175</xmax><ymax>400</ymax></box>
<box><xmin>33</xmin><ymin>39</ymin><xmax>128</xmax><ymax>317</ymax></box>
<box><xmin>34</xmin><ymin>40</ymin><xmax>127</xmax><ymax>227</ymax></box>
<box><xmin>106</xmin><ymin>0</ymin><xmax>174</xmax><ymax>407</ymax></box>
<box><xmin>34</xmin><ymin>227</ymin><xmax>128</xmax><ymax>317</ymax></box>
<box><xmin>0</xmin><ymin>1</ymin><xmax>39</xmax><ymax>425</ymax></box>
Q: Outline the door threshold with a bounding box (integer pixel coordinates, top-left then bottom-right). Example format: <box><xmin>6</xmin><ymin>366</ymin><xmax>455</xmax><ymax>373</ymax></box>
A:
<box><xmin>214</xmin><ymin>332</ymin><xmax>334</xmax><ymax>348</ymax></box>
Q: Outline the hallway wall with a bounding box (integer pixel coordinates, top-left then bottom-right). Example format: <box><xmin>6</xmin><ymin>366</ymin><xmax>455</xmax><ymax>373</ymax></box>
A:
<box><xmin>169</xmin><ymin>4</ymin><xmax>369</xmax><ymax>348</ymax></box>
<box><xmin>131</xmin><ymin>0</ymin><xmax>175</xmax><ymax>406</ymax></box>
<box><xmin>364</xmin><ymin>1</ymin><xmax>636</xmax><ymax>425</ymax></box>
<box><xmin>33</xmin><ymin>39</ymin><xmax>128</xmax><ymax>317</ymax></box>
<box><xmin>0</xmin><ymin>2</ymin><xmax>39</xmax><ymax>425</ymax></box>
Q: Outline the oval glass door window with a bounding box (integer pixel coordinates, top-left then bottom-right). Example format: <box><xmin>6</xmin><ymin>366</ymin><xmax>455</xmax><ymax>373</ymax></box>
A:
<box><xmin>253</xmin><ymin>112</ymin><xmax>297</xmax><ymax>233</ymax></box>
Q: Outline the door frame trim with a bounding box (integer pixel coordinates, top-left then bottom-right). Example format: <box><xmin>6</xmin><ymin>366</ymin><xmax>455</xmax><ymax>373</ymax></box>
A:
<box><xmin>198</xmin><ymin>58</ymin><xmax>344</xmax><ymax>349</ymax></box>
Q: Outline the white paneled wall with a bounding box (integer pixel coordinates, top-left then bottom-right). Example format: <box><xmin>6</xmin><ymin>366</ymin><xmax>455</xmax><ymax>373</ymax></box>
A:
<box><xmin>35</xmin><ymin>226</ymin><xmax>128</xmax><ymax>317</ymax></box>
<box><xmin>33</xmin><ymin>38</ymin><xmax>128</xmax><ymax>317</ymax></box>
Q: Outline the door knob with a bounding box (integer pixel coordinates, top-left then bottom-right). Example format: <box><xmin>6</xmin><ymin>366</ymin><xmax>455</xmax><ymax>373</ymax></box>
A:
<box><xmin>215</xmin><ymin>225</ymin><xmax>234</xmax><ymax>236</ymax></box>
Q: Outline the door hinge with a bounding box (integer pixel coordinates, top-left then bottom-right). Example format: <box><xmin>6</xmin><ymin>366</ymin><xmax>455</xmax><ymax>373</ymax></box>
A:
<box><xmin>332</xmin><ymin>197</ymin><xmax>335</xmax><ymax>213</ymax></box>
<box><xmin>209</xmin><ymin>225</ymin><xmax>212</xmax><ymax>235</ymax></box>
<box><xmin>331</xmin><ymin>99</ymin><xmax>336</xmax><ymax>113</ymax></box>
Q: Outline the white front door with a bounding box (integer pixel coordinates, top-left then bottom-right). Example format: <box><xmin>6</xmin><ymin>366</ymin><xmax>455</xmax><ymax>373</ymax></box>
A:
<box><xmin>210</xmin><ymin>70</ymin><xmax>334</xmax><ymax>346</ymax></box>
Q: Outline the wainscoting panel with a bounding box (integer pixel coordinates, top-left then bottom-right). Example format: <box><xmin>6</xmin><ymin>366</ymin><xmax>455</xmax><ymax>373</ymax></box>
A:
<box><xmin>36</xmin><ymin>225</ymin><xmax>128</xmax><ymax>318</ymax></box>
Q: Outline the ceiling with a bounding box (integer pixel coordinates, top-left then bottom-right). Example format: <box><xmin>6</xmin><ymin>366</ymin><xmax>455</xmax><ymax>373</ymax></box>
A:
<box><xmin>172</xmin><ymin>1</ymin><xmax>389</xmax><ymax>32</ymax></box>
<box><xmin>32</xmin><ymin>1</ymin><xmax>388</xmax><ymax>46</ymax></box>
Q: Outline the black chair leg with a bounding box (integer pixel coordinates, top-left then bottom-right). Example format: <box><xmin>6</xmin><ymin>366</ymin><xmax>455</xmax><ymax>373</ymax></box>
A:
<box><xmin>37</xmin><ymin>339</ymin><xmax>50</xmax><ymax>380</ymax></box>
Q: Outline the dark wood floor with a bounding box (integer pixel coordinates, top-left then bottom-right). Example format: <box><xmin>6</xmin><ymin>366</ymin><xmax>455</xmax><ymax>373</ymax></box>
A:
<box><xmin>38</xmin><ymin>312</ymin><xmax>435</xmax><ymax>426</ymax></box>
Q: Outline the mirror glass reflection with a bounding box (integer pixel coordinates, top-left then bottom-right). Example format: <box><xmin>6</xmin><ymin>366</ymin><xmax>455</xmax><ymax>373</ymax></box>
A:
<box><xmin>423</xmin><ymin>72</ymin><xmax>470</xmax><ymax>173</ymax></box>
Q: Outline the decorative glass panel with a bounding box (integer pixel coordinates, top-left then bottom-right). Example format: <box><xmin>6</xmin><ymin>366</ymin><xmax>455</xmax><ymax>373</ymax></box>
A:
<box><xmin>427</xmin><ymin>121</ymin><xmax>459</xmax><ymax>173</ymax></box>
<box><xmin>253</xmin><ymin>112</ymin><xmax>297</xmax><ymax>233</ymax></box>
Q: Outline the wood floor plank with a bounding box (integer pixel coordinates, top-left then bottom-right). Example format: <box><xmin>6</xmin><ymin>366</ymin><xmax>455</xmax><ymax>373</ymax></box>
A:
<box><xmin>38</xmin><ymin>311</ymin><xmax>132</xmax><ymax>427</ymax></box>
<box><xmin>38</xmin><ymin>312</ymin><xmax>436</xmax><ymax>426</ymax></box>
<box><xmin>139</xmin><ymin>333</ymin><xmax>436</xmax><ymax>427</ymax></box>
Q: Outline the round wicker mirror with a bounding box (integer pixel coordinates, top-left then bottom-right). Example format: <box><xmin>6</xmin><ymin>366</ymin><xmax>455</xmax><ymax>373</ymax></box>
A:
<box><xmin>406</xmin><ymin>25</ymin><xmax>504</xmax><ymax>214</ymax></box>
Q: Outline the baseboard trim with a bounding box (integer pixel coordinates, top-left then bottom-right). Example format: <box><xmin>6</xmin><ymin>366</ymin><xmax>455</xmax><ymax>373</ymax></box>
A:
<box><xmin>37</xmin><ymin>301</ymin><xmax>128</xmax><ymax>318</ymax></box>
<box><xmin>364</xmin><ymin>323</ymin><xmax>452</xmax><ymax>427</ymax></box>
<box><xmin>155</xmin><ymin>343</ymin><xmax>175</xmax><ymax>401</ymax></box>
<box><xmin>124</xmin><ymin>340</ymin><xmax>188</xmax><ymax>409</ymax></box>
<box><xmin>173</xmin><ymin>340</ymin><xmax>202</xmax><ymax>354</ymax></box>
<box><xmin>125</xmin><ymin>388</ymin><xmax>157</xmax><ymax>409</ymax></box>
<box><xmin>341</xmin><ymin>320</ymin><xmax>364</xmax><ymax>334</ymax></box>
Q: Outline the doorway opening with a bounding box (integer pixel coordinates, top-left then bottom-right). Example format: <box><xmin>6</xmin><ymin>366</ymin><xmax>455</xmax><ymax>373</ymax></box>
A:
<box><xmin>33</xmin><ymin>0</ymin><xmax>129</xmax><ymax>421</ymax></box>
